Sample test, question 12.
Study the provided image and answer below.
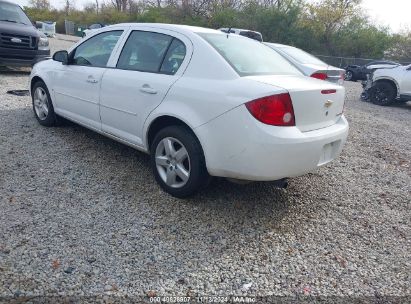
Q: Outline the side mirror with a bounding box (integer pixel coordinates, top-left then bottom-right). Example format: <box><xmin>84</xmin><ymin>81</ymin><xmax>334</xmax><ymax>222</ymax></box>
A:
<box><xmin>407</xmin><ymin>66</ymin><xmax>411</xmax><ymax>71</ymax></box>
<box><xmin>53</xmin><ymin>50</ymin><xmax>68</xmax><ymax>65</ymax></box>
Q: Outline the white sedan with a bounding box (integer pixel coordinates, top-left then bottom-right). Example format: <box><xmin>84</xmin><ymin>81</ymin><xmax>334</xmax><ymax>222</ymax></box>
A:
<box><xmin>30</xmin><ymin>23</ymin><xmax>349</xmax><ymax>197</ymax></box>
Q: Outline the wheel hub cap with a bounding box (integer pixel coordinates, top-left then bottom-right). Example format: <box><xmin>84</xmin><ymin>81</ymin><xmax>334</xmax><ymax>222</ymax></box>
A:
<box><xmin>33</xmin><ymin>87</ymin><xmax>49</xmax><ymax>120</ymax></box>
<box><xmin>155</xmin><ymin>137</ymin><xmax>191</xmax><ymax>188</ymax></box>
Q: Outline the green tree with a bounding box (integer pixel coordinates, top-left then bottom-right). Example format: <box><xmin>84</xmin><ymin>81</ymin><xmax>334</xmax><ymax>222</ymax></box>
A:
<box><xmin>302</xmin><ymin>0</ymin><xmax>362</xmax><ymax>55</ymax></box>
<box><xmin>23</xmin><ymin>0</ymin><xmax>398</xmax><ymax>61</ymax></box>
<box><xmin>386</xmin><ymin>31</ymin><xmax>411</xmax><ymax>62</ymax></box>
<box><xmin>29</xmin><ymin>0</ymin><xmax>50</xmax><ymax>10</ymax></box>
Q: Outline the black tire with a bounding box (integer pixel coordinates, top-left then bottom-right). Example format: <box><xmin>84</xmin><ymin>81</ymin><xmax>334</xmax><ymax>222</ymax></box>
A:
<box><xmin>32</xmin><ymin>80</ymin><xmax>57</xmax><ymax>127</ymax></box>
<box><xmin>344</xmin><ymin>70</ymin><xmax>354</xmax><ymax>81</ymax></box>
<box><xmin>150</xmin><ymin>125</ymin><xmax>210</xmax><ymax>198</ymax></box>
<box><xmin>371</xmin><ymin>81</ymin><xmax>397</xmax><ymax>106</ymax></box>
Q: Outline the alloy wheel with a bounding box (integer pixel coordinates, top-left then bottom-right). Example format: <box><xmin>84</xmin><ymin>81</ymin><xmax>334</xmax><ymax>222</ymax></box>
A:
<box><xmin>155</xmin><ymin>137</ymin><xmax>191</xmax><ymax>188</ymax></box>
<box><xmin>33</xmin><ymin>87</ymin><xmax>49</xmax><ymax>120</ymax></box>
<box><xmin>374</xmin><ymin>87</ymin><xmax>389</xmax><ymax>104</ymax></box>
<box><xmin>344</xmin><ymin>71</ymin><xmax>353</xmax><ymax>81</ymax></box>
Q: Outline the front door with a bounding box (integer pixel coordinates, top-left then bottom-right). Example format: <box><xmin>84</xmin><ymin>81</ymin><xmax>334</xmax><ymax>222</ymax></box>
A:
<box><xmin>52</xmin><ymin>30</ymin><xmax>123</xmax><ymax>130</ymax></box>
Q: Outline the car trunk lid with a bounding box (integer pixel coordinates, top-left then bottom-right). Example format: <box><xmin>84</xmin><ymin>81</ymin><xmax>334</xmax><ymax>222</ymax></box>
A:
<box><xmin>246</xmin><ymin>75</ymin><xmax>345</xmax><ymax>132</ymax></box>
<box><xmin>303</xmin><ymin>64</ymin><xmax>344</xmax><ymax>84</ymax></box>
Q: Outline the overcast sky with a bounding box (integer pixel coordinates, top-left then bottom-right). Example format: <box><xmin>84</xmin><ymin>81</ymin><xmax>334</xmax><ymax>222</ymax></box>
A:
<box><xmin>12</xmin><ymin>0</ymin><xmax>411</xmax><ymax>33</ymax></box>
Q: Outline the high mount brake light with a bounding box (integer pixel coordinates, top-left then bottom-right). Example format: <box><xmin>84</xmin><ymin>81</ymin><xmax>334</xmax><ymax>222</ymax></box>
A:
<box><xmin>321</xmin><ymin>89</ymin><xmax>337</xmax><ymax>94</ymax></box>
<box><xmin>311</xmin><ymin>72</ymin><xmax>328</xmax><ymax>80</ymax></box>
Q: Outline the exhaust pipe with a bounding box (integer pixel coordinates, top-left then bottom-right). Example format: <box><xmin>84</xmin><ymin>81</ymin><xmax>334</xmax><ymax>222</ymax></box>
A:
<box><xmin>272</xmin><ymin>178</ymin><xmax>288</xmax><ymax>189</ymax></box>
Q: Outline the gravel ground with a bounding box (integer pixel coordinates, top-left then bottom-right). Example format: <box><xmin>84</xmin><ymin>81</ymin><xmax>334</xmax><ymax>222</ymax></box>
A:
<box><xmin>0</xmin><ymin>36</ymin><xmax>410</xmax><ymax>301</ymax></box>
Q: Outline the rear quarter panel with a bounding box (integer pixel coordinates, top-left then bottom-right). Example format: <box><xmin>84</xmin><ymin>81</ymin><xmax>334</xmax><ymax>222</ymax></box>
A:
<box><xmin>142</xmin><ymin>77</ymin><xmax>287</xmax><ymax>148</ymax></box>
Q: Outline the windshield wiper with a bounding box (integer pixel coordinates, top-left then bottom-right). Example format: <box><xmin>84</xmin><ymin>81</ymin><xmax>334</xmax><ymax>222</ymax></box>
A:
<box><xmin>0</xmin><ymin>19</ymin><xmax>25</xmax><ymax>24</ymax></box>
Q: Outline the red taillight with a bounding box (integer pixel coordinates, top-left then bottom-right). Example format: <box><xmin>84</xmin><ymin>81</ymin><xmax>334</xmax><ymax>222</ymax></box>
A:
<box><xmin>245</xmin><ymin>93</ymin><xmax>295</xmax><ymax>126</ymax></box>
<box><xmin>311</xmin><ymin>72</ymin><xmax>327</xmax><ymax>80</ymax></box>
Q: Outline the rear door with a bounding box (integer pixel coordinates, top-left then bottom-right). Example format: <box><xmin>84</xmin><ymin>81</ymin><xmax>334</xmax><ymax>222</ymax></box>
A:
<box><xmin>52</xmin><ymin>30</ymin><xmax>124</xmax><ymax>129</ymax></box>
<box><xmin>99</xmin><ymin>28</ymin><xmax>192</xmax><ymax>147</ymax></box>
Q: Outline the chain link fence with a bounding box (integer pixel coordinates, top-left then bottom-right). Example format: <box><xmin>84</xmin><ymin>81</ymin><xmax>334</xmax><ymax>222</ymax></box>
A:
<box><xmin>64</xmin><ymin>20</ymin><xmax>75</xmax><ymax>36</ymax></box>
<box><xmin>315</xmin><ymin>54</ymin><xmax>411</xmax><ymax>68</ymax></box>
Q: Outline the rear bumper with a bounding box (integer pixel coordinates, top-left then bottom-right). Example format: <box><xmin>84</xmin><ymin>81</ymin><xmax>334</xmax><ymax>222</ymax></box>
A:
<box><xmin>196</xmin><ymin>105</ymin><xmax>349</xmax><ymax>181</ymax></box>
<box><xmin>0</xmin><ymin>47</ymin><xmax>50</xmax><ymax>66</ymax></box>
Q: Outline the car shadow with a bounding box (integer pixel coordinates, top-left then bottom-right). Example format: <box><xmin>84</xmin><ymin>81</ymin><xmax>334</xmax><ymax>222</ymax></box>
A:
<box><xmin>391</xmin><ymin>101</ymin><xmax>411</xmax><ymax>111</ymax></box>
<box><xmin>1</xmin><ymin>105</ymin><xmax>304</xmax><ymax>255</ymax></box>
<box><xmin>60</xmin><ymin>121</ymin><xmax>292</xmax><ymax>219</ymax></box>
<box><xmin>0</xmin><ymin>105</ymin><xmax>315</xmax><ymax>281</ymax></box>
<box><xmin>0</xmin><ymin>66</ymin><xmax>31</xmax><ymax>75</ymax></box>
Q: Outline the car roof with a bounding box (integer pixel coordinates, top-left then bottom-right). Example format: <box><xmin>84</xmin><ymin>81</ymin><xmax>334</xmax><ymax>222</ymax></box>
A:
<box><xmin>114</xmin><ymin>23</ymin><xmax>222</xmax><ymax>36</ymax></box>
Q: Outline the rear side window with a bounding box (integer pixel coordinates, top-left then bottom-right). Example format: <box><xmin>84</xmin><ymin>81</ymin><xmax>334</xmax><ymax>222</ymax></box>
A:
<box><xmin>199</xmin><ymin>33</ymin><xmax>302</xmax><ymax>77</ymax></box>
<box><xmin>160</xmin><ymin>39</ymin><xmax>186</xmax><ymax>75</ymax></box>
<box><xmin>117</xmin><ymin>31</ymin><xmax>186</xmax><ymax>74</ymax></box>
<box><xmin>71</xmin><ymin>31</ymin><xmax>123</xmax><ymax>67</ymax></box>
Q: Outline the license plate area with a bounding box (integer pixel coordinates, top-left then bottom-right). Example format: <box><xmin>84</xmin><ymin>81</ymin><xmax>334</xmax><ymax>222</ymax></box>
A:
<box><xmin>318</xmin><ymin>140</ymin><xmax>341</xmax><ymax>166</ymax></box>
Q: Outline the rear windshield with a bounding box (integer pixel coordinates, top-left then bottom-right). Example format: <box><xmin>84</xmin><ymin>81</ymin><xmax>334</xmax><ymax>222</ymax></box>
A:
<box><xmin>276</xmin><ymin>45</ymin><xmax>326</xmax><ymax>66</ymax></box>
<box><xmin>0</xmin><ymin>2</ymin><xmax>32</xmax><ymax>26</ymax></box>
<box><xmin>199</xmin><ymin>33</ymin><xmax>302</xmax><ymax>77</ymax></box>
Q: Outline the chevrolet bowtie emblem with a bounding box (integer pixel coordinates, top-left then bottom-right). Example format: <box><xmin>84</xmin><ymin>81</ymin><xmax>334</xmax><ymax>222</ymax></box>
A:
<box><xmin>324</xmin><ymin>100</ymin><xmax>333</xmax><ymax>108</ymax></box>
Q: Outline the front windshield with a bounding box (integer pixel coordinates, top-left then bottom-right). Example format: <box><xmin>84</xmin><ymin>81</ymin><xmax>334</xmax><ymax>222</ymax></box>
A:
<box><xmin>276</xmin><ymin>45</ymin><xmax>326</xmax><ymax>66</ymax></box>
<box><xmin>199</xmin><ymin>33</ymin><xmax>302</xmax><ymax>76</ymax></box>
<box><xmin>0</xmin><ymin>2</ymin><xmax>32</xmax><ymax>25</ymax></box>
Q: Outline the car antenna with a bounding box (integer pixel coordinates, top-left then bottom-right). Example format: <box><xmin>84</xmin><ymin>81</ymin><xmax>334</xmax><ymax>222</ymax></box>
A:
<box><xmin>226</xmin><ymin>27</ymin><xmax>232</xmax><ymax>38</ymax></box>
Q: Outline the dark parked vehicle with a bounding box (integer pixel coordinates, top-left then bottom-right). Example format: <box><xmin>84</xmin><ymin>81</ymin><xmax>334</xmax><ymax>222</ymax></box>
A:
<box><xmin>0</xmin><ymin>0</ymin><xmax>50</xmax><ymax>67</ymax></box>
<box><xmin>344</xmin><ymin>60</ymin><xmax>400</xmax><ymax>81</ymax></box>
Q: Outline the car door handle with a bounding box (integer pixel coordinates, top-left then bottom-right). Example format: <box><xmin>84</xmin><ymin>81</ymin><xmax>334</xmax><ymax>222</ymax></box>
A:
<box><xmin>140</xmin><ymin>85</ymin><xmax>157</xmax><ymax>94</ymax></box>
<box><xmin>86</xmin><ymin>79</ymin><xmax>98</xmax><ymax>84</ymax></box>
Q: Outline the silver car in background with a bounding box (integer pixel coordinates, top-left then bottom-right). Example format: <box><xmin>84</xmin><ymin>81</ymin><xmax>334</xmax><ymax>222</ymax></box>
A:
<box><xmin>265</xmin><ymin>43</ymin><xmax>345</xmax><ymax>85</ymax></box>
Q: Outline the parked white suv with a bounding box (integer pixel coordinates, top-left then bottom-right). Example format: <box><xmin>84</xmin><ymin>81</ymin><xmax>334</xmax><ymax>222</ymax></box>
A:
<box><xmin>370</xmin><ymin>64</ymin><xmax>411</xmax><ymax>105</ymax></box>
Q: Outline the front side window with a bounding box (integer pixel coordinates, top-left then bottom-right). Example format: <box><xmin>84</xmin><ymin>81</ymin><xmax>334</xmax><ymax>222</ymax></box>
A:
<box><xmin>199</xmin><ymin>33</ymin><xmax>302</xmax><ymax>77</ymax></box>
<box><xmin>71</xmin><ymin>31</ymin><xmax>123</xmax><ymax>67</ymax></box>
<box><xmin>117</xmin><ymin>31</ymin><xmax>186</xmax><ymax>74</ymax></box>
